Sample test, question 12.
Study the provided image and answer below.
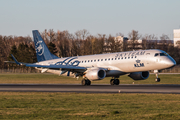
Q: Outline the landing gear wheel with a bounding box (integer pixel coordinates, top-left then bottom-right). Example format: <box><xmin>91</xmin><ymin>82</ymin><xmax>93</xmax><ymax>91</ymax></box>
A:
<box><xmin>110</xmin><ymin>79</ymin><xmax>114</xmax><ymax>85</ymax></box>
<box><xmin>81</xmin><ymin>79</ymin><xmax>91</xmax><ymax>85</ymax></box>
<box><xmin>154</xmin><ymin>70</ymin><xmax>161</xmax><ymax>82</ymax></box>
<box><xmin>81</xmin><ymin>79</ymin><xmax>86</xmax><ymax>86</ymax></box>
<box><xmin>110</xmin><ymin>79</ymin><xmax>120</xmax><ymax>85</ymax></box>
<box><xmin>87</xmin><ymin>80</ymin><xmax>91</xmax><ymax>85</ymax></box>
<box><xmin>114</xmin><ymin>79</ymin><xmax>120</xmax><ymax>85</ymax></box>
<box><xmin>155</xmin><ymin>78</ymin><xmax>160</xmax><ymax>82</ymax></box>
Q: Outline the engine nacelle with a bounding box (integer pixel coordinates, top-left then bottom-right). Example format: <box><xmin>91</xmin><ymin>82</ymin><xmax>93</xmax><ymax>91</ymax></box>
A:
<box><xmin>85</xmin><ymin>68</ymin><xmax>106</xmax><ymax>81</ymax></box>
<box><xmin>128</xmin><ymin>71</ymin><xmax>149</xmax><ymax>80</ymax></box>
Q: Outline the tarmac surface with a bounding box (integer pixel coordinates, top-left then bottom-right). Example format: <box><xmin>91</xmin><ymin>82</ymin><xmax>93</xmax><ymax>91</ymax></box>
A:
<box><xmin>0</xmin><ymin>84</ymin><xmax>180</xmax><ymax>94</ymax></box>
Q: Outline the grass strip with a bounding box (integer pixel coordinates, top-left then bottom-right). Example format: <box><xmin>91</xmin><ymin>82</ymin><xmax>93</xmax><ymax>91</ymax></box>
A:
<box><xmin>0</xmin><ymin>73</ymin><xmax>180</xmax><ymax>84</ymax></box>
<box><xmin>0</xmin><ymin>92</ymin><xmax>180</xmax><ymax>119</ymax></box>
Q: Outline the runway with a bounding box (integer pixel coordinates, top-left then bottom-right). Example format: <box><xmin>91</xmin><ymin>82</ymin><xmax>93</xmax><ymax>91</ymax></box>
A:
<box><xmin>0</xmin><ymin>84</ymin><xmax>180</xmax><ymax>94</ymax></box>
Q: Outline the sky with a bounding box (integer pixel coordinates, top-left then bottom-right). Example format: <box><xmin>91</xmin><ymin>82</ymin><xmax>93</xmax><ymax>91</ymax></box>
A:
<box><xmin>0</xmin><ymin>0</ymin><xmax>180</xmax><ymax>39</ymax></box>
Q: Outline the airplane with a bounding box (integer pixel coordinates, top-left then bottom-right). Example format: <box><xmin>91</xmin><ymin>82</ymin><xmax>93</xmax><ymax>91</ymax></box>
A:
<box><xmin>6</xmin><ymin>30</ymin><xmax>176</xmax><ymax>85</ymax></box>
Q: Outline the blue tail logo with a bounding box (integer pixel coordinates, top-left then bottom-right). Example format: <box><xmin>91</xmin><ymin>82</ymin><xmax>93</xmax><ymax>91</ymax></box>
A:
<box><xmin>32</xmin><ymin>30</ymin><xmax>59</xmax><ymax>62</ymax></box>
<box><xmin>36</xmin><ymin>41</ymin><xmax>44</xmax><ymax>56</ymax></box>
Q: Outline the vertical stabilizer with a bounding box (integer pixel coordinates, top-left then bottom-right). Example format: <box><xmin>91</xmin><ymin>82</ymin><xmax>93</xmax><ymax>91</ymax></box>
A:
<box><xmin>32</xmin><ymin>30</ymin><xmax>58</xmax><ymax>62</ymax></box>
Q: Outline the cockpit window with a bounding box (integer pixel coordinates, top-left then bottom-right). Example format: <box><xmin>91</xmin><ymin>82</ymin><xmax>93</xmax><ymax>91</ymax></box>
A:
<box><xmin>155</xmin><ymin>53</ymin><xmax>168</xmax><ymax>57</ymax></box>
<box><xmin>160</xmin><ymin>53</ymin><xmax>168</xmax><ymax>56</ymax></box>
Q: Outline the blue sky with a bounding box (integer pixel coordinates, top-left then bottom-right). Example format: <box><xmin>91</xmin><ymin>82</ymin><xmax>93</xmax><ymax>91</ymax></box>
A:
<box><xmin>0</xmin><ymin>0</ymin><xmax>180</xmax><ymax>39</ymax></box>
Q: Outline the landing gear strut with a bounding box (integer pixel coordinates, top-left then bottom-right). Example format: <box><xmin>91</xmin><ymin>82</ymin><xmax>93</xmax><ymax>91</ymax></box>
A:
<box><xmin>81</xmin><ymin>79</ymin><xmax>91</xmax><ymax>86</ymax></box>
<box><xmin>110</xmin><ymin>77</ymin><xmax>120</xmax><ymax>85</ymax></box>
<box><xmin>154</xmin><ymin>70</ymin><xmax>160</xmax><ymax>82</ymax></box>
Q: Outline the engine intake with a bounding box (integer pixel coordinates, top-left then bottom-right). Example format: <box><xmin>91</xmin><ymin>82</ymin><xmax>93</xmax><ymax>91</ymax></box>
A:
<box><xmin>128</xmin><ymin>71</ymin><xmax>149</xmax><ymax>80</ymax></box>
<box><xmin>85</xmin><ymin>68</ymin><xmax>106</xmax><ymax>81</ymax></box>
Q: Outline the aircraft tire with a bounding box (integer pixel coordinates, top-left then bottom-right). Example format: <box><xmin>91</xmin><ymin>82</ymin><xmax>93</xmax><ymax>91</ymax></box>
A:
<box><xmin>82</xmin><ymin>79</ymin><xmax>91</xmax><ymax>85</ymax></box>
<box><xmin>114</xmin><ymin>79</ymin><xmax>120</xmax><ymax>85</ymax></box>
<box><xmin>110</xmin><ymin>79</ymin><xmax>115</xmax><ymax>85</ymax></box>
<box><xmin>87</xmin><ymin>80</ymin><xmax>91</xmax><ymax>85</ymax></box>
<box><xmin>81</xmin><ymin>79</ymin><xmax>87</xmax><ymax>85</ymax></box>
<box><xmin>155</xmin><ymin>78</ymin><xmax>160</xmax><ymax>82</ymax></box>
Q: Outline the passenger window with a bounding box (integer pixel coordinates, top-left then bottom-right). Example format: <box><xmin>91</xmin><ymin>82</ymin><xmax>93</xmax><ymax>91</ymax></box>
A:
<box><xmin>155</xmin><ymin>53</ymin><xmax>159</xmax><ymax>57</ymax></box>
<box><xmin>91</xmin><ymin>60</ymin><xmax>93</xmax><ymax>62</ymax></box>
<box><xmin>115</xmin><ymin>58</ymin><xmax>116</xmax><ymax>60</ymax></box>
<box><xmin>118</xmin><ymin>58</ymin><xmax>120</xmax><ymax>60</ymax></box>
<box><xmin>128</xmin><ymin>57</ymin><xmax>130</xmax><ymax>59</ymax></box>
<box><xmin>101</xmin><ymin>59</ymin><xmax>103</xmax><ymax>61</ymax></box>
<box><xmin>108</xmin><ymin>58</ymin><xmax>110</xmax><ymax>60</ymax></box>
<box><xmin>88</xmin><ymin>60</ymin><xmax>89</xmax><ymax>62</ymax></box>
<box><xmin>98</xmin><ymin>59</ymin><xmax>100</xmax><ymax>61</ymax></box>
<box><xmin>94</xmin><ymin>60</ymin><xmax>96</xmax><ymax>62</ymax></box>
<box><xmin>112</xmin><ymin>58</ymin><xmax>113</xmax><ymax>60</ymax></box>
<box><xmin>82</xmin><ymin>61</ymin><xmax>83</xmax><ymax>63</ymax></box>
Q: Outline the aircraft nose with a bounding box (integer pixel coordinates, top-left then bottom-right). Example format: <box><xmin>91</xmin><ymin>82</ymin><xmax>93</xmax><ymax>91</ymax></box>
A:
<box><xmin>164</xmin><ymin>58</ymin><xmax>176</xmax><ymax>67</ymax></box>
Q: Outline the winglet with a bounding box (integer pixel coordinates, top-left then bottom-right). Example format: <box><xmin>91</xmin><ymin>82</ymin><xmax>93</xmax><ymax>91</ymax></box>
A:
<box><xmin>11</xmin><ymin>54</ymin><xmax>21</xmax><ymax>65</ymax></box>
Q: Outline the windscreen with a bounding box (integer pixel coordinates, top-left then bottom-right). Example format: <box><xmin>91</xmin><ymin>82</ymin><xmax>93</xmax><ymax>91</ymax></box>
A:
<box><xmin>154</xmin><ymin>53</ymin><xmax>168</xmax><ymax>57</ymax></box>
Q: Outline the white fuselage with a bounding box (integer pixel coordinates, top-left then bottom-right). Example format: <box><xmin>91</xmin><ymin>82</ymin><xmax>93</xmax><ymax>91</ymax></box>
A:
<box><xmin>36</xmin><ymin>49</ymin><xmax>176</xmax><ymax>77</ymax></box>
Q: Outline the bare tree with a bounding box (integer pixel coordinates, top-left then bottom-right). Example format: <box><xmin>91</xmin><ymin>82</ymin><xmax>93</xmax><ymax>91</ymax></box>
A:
<box><xmin>47</xmin><ymin>29</ymin><xmax>56</xmax><ymax>42</ymax></box>
<box><xmin>75</xmin><ymin>29</ymin><xmax>89</xmax><ymax>40</ymax></box>
<box><xmin>142</xmin><ymin>34</ymin><xmax>158</xmax><ymax>49</ymax></box>
<box><xmin>128</xmin><ymin>30</ymin><xmax>141</xmax><ymax>50</ymax></box>
<box><xmin>160</xmin><ymin>34</ymin><xmax>170</xmax><ymax>40</ymax></box>
<box><xmin>159</xmin><ymin>34</ymin><xmax>171</xmax><ymax>52</ymax></box>
<box><xmin>116</xmin><ymin>32</ymin><xmax>124</xmax><ymax>37</ymax></box>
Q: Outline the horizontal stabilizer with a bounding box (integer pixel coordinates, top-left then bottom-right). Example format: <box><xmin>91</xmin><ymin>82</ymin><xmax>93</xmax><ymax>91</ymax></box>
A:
<box><xmin>11</xmin><ymin>54</ymin><xmax>21</xmax><ymax>65</ymax></box>
<box><xmin>4</xmin><ymin>61</ymin><xmax>17</xmax><ymax>64</ymax></box>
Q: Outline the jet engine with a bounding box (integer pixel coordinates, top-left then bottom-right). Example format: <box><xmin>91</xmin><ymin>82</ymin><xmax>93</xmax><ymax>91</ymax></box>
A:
<box><xmin>85</xmin><ymin>68</ymin><xmax>106</xmax><ymax>81</ymax></box>
<box><xmin>128</xmin><ymin>71</ymin><xmax>149</xmax><ymax>80</ymax></box>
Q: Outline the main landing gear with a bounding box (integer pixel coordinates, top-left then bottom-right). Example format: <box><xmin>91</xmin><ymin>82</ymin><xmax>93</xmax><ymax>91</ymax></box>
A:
<box><xmin>154</xmin><ymin>70</ymin><xmax>160</xmax><ymax>82</ymax></box>
<box><xmin>110</xmin><ymin>77</ymin><xmax>120</xmax><ymax>85</ymax></box>
<box><xmin>81</xmin><ymin>79</ymin><xmax>91</xmax><ymax>86</ymax></box>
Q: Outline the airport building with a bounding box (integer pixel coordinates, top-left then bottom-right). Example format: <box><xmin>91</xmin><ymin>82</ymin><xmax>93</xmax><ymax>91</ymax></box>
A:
<box><xmin>174</xmin><ymin>29</ymin><xmax>180</xmax><ymax>47</ymax></box>
<box><xmin>104</xmin><ymin>29</ymin><xmax>180</xmax><ymax>53</ymax></box>
<box><xmin>103</xmin><ymin>36</ymin><xmax>173</xmax><ymax>53</ymax></box>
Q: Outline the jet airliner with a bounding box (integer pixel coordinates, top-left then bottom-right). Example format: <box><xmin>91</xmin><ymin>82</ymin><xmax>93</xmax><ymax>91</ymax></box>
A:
<box><xmin>7</xmin><ymin>30</ymin><xmax>176</xmax><ymax>85</ymax></box>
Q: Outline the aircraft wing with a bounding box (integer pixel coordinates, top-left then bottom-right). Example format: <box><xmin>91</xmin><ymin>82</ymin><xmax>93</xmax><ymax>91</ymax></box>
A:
<box><xmin>25</xmin><ymin>63</ymin><xmax>87</xmax><ymax>70</ymax></box>
<box><xmin>5</xmin><ymin>54</ymin><xmax>87</xmax><ymax>71</ymax></box>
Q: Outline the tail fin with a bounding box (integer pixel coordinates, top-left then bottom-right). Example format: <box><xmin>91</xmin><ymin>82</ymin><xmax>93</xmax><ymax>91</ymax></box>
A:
<box><xmin>32</xmin><ymin>30</ymin><xmax>59</xmax><ymax>62</ymax></box>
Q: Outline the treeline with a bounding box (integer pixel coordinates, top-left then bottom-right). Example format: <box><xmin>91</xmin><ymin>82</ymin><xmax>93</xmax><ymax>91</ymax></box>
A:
<box><xmin>0</xmin><ymin>29</ymin><xmax>180</xmax><ymax>72</ymax></box>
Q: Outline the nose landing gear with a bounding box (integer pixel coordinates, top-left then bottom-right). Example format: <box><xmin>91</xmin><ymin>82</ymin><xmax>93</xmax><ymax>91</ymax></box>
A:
<box><xmin>154</xmin><ymin>70</ymin><xmax>160</xmax><ymax>82</ymax></box>
<box><xmin>155</xmin><ymin>78</ymin><xmax>160</xmax><ymax>82</ymax></box>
